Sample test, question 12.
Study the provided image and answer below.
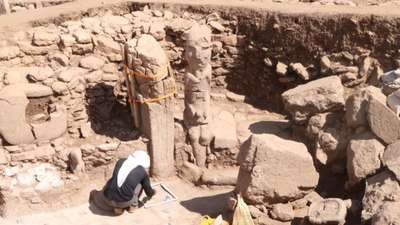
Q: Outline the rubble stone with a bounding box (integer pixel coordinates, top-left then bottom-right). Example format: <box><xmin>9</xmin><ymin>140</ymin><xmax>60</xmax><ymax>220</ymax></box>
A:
<box><xmin>79</xmin><ymin>56</ymin><xmax>105</xmax><ymax>71</ymax></box>
<box><xmin>382</xmin><ymin>140</ymin><xmax>400</xmax><ymax>181</ymax></box>
<box><xmin>270</xmin><ymin>203</ymin><xmax>294</xmax><ymax>222</ymax></box>
<box><xmin>308</xmin><ymin>198</ymin><xmax>347</xmax><ymax>225</ymax></box>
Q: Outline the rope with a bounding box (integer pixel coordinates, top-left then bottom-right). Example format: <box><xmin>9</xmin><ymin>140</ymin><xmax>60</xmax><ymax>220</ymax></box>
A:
<box><xmin>125</xmin><ymin>63</ymin><xmax>177</xmax><ymax>103</ymax></box>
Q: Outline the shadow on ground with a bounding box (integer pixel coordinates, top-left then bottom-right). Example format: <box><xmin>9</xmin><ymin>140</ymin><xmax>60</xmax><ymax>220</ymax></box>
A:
<box><xmin>88</xmin><ymin>189</ymin><xmax>116</xmax><ymax>217</ymax></box>
<box><xmin>180</xmin><ymin>192</ymin><xmax>232</xmax><ymax>221</ymax></box>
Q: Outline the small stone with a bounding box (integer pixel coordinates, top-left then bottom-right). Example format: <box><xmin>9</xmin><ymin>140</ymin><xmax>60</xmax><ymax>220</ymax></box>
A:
<box><xmin>79</xmin><ymin>56</ymin><xmax>105</xmax><ymax>71</ymax></box>
<box><xmin>0</xmin><ymin>46</ymin><xmax>20</xmax><ymax>60</ymax></box>
<box><xmin>320</xmin><ymin>56</ymin><xmax>331</xmax><ymax>74</ymax></box>
<box><xmin>73</xmin><ymin>31</ymin><xmax>92</xmax><ymax>44</ymax></box>
<box><xmin>163</xmin><ymin>11</ymin><xmax>174</xmax><ymax>19</ymax></box>
<box><xmin>226</xmin><ymin>91</ymin><xmax>245</xmax><ymax>102</ymax></box>
<box><xmin>60</xmin><ymin>34</ymin><xmax>76</xmax><ymax>47</ymax></box>
<box><xmin>102</xmin><ymin>74</ymin><xmax>119</xmax><ymax>81</ymax></box>
<box><xmin>33</xmin><ymin>31</ymin><xmax>59</xmax><ymax>46</ymax></box>
<box><xmin>208</xmin><ymin>21</ymin><xmax>225</xmax><ymax>32</ymax></box>
<box><xmin>276</xmin><ymin>62</ymin><xmax>288</xmax><ymax>76</ymax></box>
<box><xmin>31</xmin><ymin>197</ymin><xmax>42</xmax><ymax>204</ymax></box>
<box><xmin>270</xmin><ymin>203</ymin><xmax>294</xmax><ymax>222</ymax></box>
<box><xmin>290</xmin><ymin>63</ymin><xmax>310</xmax><ymax>80</ymax></box>
<box><xmin>308</xmin><ymin>198</ymin><xmax>347</xmax><ymax>225</ymax></box>
<box><xmin>97</xmin><ymin>143</ymin><xmax>120</xmax><ymax>152</ymax></box>
<box><xmin>149</xmin><ymin>22</ymin><xmax>166</xmax><ymax>41</ymax></box>
<box><xmin>80</xmin><ymin>122</ymin><xmax>93</xmax><ymax>138</ymax></box>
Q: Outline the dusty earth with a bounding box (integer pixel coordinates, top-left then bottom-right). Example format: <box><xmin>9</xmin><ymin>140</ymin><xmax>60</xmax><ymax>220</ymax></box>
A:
<box><xmin>0</xmin><ymin>178</ymin><xmax>232</xmax><ymax>225</ymax></box>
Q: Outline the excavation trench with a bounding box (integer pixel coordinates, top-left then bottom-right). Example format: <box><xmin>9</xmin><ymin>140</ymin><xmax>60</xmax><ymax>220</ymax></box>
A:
<box><xmin>0</xmin><ymin>1</ymin><xmax>399</xmax><ymax>224</ymax></box>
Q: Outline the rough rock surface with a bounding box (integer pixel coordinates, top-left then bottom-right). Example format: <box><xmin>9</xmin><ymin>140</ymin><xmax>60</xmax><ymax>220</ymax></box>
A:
<box><xmin>371</xmin><ymin>201</ymin><xmax>400</xmax><ymax>225</ymax></box>
<box><xmin>281</xmin><ymin>76</ymin><xmax>345</xmax><ymax>123</ymax></box>
<box><xmin>308</xmin><ymin>198</ymin><xmax>347</xmax><ymax>225</ymax></box>
<box><xmin>346</xmin><ymin>131</ymin><xmax>384</xmax><ymax>186</ymax></box>
<box><xmin>345</xmin><ymin>86</ymin><xmax>386</xmax><ymax>128</ymax></box>
<box><xmin>213</xmin><ymin>110</ymin><xmax>238</xmax><ymax>149</ymax></box>
<box><xmin>382</xmin><ymin>140</ymin><xmax>400</xmax><ymax>181</ymax></box>
<box><xmin>362</xmin><ymin>170</ymin><xmax>400</xmax><ymax>221</ymax></box>
<box><xmin>367</xmin><ymin>97</ymin><xmax>400</xmax><ymax>144</ymax></box>
<box><xmin>235</xmin><ymin>134</ymin><xmax>319</xmax><ymax>204</ymax></box>
<box><xmin>270</xmin><ymin>203</ymin><xmax>294</xmax><ymax>222</ymax></box>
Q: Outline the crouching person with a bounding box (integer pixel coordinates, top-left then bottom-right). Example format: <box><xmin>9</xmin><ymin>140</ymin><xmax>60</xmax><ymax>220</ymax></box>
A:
<box><xmin>103</xmin><ymin>150</ymin><xmax>156</xmax><ymax>215</ymax></box>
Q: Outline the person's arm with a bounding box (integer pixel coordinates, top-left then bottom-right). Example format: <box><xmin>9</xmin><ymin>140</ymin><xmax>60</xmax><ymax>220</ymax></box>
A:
<box><xmin>141</xmin><ymin>172</ymin><xmax>155</xmax><ymax>197</ymax></box>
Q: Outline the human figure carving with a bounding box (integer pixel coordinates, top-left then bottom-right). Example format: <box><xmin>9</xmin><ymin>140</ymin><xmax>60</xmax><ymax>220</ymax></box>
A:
<box><xmin>184</xmin><ymin>24</ymin><xmax>213</xmax><ymax>167</ymax></box>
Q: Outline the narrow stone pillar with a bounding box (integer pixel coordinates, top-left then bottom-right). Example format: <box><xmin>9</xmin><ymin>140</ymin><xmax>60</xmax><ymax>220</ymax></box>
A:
<box><xmin>0</xmin><ymin>0</ymin><xmax>10</xmax><ymax>14</ymax></box>
<box><xmin>184</xmin><ymin>24</ymin><xmax>213</xmax><ymax>167</ymax></box>
<box><xmin>124</xmin><ymin>34</ymin><xmax>175</xmax><ymax>178</ymax></box>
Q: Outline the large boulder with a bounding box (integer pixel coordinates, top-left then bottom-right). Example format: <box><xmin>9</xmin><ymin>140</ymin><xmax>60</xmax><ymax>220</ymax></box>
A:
<box><xmin>307</xmin><ymin>112</ymin><xmax>349</xmax><ymax>165</ymax></box>
<box><xmin>235</xmin><ymin>134</ymin><xmax>319</xmax><ymax>204</ymax></box>
<box><xmin>371</xmin><ymin>201</ymin><xmax>400</xmax><ymax>225</ymax></box>
<box><xmin>281</xmin><ymin>76</ymin><xmax>345</xmax><ymax>124</ymax></box>
<box><xmin>367</xmin><ymin>96</ymin><xmax>400</xmax><ymax>144</ymax></box>
<box><xmin>346</xmin><ymin>132</ymin><xmax>384</xmax><ymax>187</ymax></box>
<box><xmin>345</xmin><ymin>86</ymin><xmax>386</xmax><ymax>128</ymax></box>
<box><xmin>382</xmin><ymin>140</ymin><xmax>400</xmax><ymax>181</ymax></box>
<box><xmin>362</xmin><ymin>170</ymin><xmax>400</xmax><ymax>222</ymax></box>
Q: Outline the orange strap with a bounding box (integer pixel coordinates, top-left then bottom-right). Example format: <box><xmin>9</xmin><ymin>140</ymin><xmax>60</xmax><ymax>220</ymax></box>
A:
<box><xmin>125</xmin><ymin>63</ymin><xmax>177</xmax><ymax>103</ymax></box>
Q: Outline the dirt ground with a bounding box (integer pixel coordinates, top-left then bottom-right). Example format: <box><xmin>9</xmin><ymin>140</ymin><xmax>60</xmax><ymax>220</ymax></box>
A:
<box><xmin>0</xmin><ymin>178</ymin><xmax>233</xmax><ymax>225</ymax></box>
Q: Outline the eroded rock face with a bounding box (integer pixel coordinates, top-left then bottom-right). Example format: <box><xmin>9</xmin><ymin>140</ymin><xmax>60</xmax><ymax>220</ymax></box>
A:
<box><xmin>346</xmin><ymin>131</ymin><xmax>384</xmax><ymax>187</ymax></box>
<box><xmin>281</xmin><ymin>76</ymin><xmax>345</xmax><ymax>124</ymax></box>
<box><xmin>307</xmin><ymin>112</ymin><xmax>349</xmax><ymax>165</ymax></box>
<box><xmin>367</xmin><ymin>97</ymin><xmax>400</xmax><ymax>144</ymax></box>
<box><xmin>382</xmin><ymin>140</ymin><xmax>400</xmax><ymax>181</ymax></box>
<box><xmin>235</xmin><ymin>134</ymin><xmax>319</xmax><ymax>204</ymax></box>
<box><xmin>362</xmin><ymin>170</ymin><xmax>400</xmax><ymax>222</ymax></box>
<box><xmin>345</xmin><ymin>86</ymin><xmax>386</xmax><ymax>128</ymax></box>
<box><xmin>308</xmin><ymin>198</ymin><xmax>347</xmax><ymax>225</ymax></box>
<box><xmin>371</xmin><ymin>201</ymin><xmax>400</xmax><ymax>225</ymax></box>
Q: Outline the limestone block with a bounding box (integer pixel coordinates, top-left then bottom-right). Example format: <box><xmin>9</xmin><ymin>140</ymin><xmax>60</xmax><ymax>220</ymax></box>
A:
<box><xmin>166</xmin><ymin>18</ymin><xmax>193</xmax><ymax>33</ymax></box>
<box><xmin>51</xmin><ymin>81</ymin><xmax>68</xmax><ymax>94</ymax></box>
<box><xmin>79</xmin><ymin>122</ymin><xmax>93</xmax><ymax>138</ymax></box>
<box><xmin>382</xmin><ymin>140</ymin><xmax>400</xmax><ymax>181</ymax></box>
<box><xmin>213</xmin><ymin>110</ymin><xmax>237</xmax><ymax>149</ymax></box>
<box><xmin>33</xmin><ymin>31</ymin><xmax>59</xmax><ymax>46</ymax></box>
<box><xmin>0</xmin><ymin>85</ymin><xmax>34</xmax><ymax>144</ymax></box>
<box><xmin>371</xmin><ymin>201</ymin><xmax>400</xmax><ymax>225</ymax></box>
<box><xmin>201</xmin><ymin>166</ymin><xmax>238</xmax><ymax>185</ymax></box>
<box><xmin>179</xmin><ymin>162</ymin><xmax>202</xmax><ymax>183</ymax></box>
<box><xmin>58</xmin><ymin>67</ymin><xmax>85</xmax><ymax>82</ymax></box>
<box><xmin>226</xmin><ymin>91</ymin><xmax>245</xmax><ymax>102</ymax></box>
<box><xmin>282</xmin><ymin>76</ymin><xmax>344</xmax><ymax>123</ymax></box>
<box><xmin>362</xmin><ymin>170</ymin><xmax>400</xmax><ymax>221</ymax></box>
<box><xmin>290</xmin><ymin>63</ymin><xmax>310</xmax><ymax>80</ymax></box>
<box><xmin>367</xmin><ymin>97</ymin><xmax>400</xmax><ymax>144</ymax></box>
<box><xmin>27</xmin><ymin>66</ymin><xmax>54</xmax><ymax>82</ymax></box>
<box><xmin>71</xmin><ymin>43</ymin><xmax>93</xmax><ymax>55</ymax></box>
<box><xmin>220</xmin><ymin>34</ymin><xmax>238</xmax><ymax>46</ymax></box>
<box><xmin>320</xmin><ymin>56</ymin><xmax>331</xmax><ymax>74</ymax></box>
<box><xmin>96</xmin><ymin>35</ymin><xmax>121</xmax><ymax>54</ymax></box>
<box><xmin>345</xmin><ymin>86</ymin><xmax>386</xmax><ymax>128</ymax></box>
<box><xmin>79</xmin><ymin>56</ymin><xmax>105</xmax><ymax>71</ymax></box>
<box><xmin>0</xmin><ymin>46</ymin><xmax>20</xmax><ymax>60</ymax></box>
<box><xmin>102</xmin><ymin>74</ymin><xmax>119</xmax><ymax>82</ymax></box>
<box><xmin>346</xmin><ymin>132</ymin><xmax>384</xmax><ymax>186</ymax></box>
<box><xmin>73</xmin><ymin>31</ymin><xmax>92</xmax><ymax>44</ymax></box>
<box><xmin>81</xmin><ymin>18</ymin><xmax>102</xmax><ymax>33</ymax></box>
<box><xmin>236</xmin><ymin>134</ymin><xmax>319</xmax><ymax>204</ymax></box>
<box><xmin>19</xmin><ymin>41</ymin><xmax>58</xmax><ymax>55</ymax></box>
<box><xmin>149</xmin><ymin>22</ymin><xmax>166</xmax><ymax>41</ymax></box>
<box><xmin>208</xmin><ymin>21</ymin><xmax>225</xmax><ymax>32</ymax></box>
<box><xmin>4</xmin><ymin>70</ymin><xmax>22</xmax><ymax>84</ymax></box>
<box><xmin>23</xmin><ymin>83</ymin><xmax>53</xmax><ymax>97</ymax></box>
<box><xmin>97</xmin><ymin>143</ymin><xmax>120</xmax><ymax>152</ymax></box>
<box><xmin>270</xmin><ymin>203</ymin><xmax>294</xmax><ymax>222</ymax></box>
<box><xmin>84</xmin><ymin>70</ymin><xmax>103</xmax><ymax>83</ymax></box>
<box><xmin>308</xmin><ymin>198</ymin><xmax>347</xmax><ymax>225</ymax></box>
<box><xmin>31</xmin><ymin>104</ymin><xmax>67</xmax><ymax>141</ymax></box>
<box><xmin>388</xmin><ymin>90</ymin><xmax>400</xmax><ymax>116</ymax></box>
<box><xmin>60</xmin><ymin>34</ymin><xmax>76</xmax><ymax>47</ymax></box>
<box><xmin>276</xmin><ymin>62</ymin><xmax>288</xmax><ymax>76</ymax></box>
<box><xmin>69</xmin><ymin>147</ymin><xmax>85</xmax><ymax>174</ymax></box>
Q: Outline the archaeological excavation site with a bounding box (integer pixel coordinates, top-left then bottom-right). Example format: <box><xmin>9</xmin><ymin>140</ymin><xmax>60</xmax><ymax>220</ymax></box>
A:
<box><xmin>1</xmin><ymin>0</ymin><xmax>400</xmax><ymax>224</ymax></box>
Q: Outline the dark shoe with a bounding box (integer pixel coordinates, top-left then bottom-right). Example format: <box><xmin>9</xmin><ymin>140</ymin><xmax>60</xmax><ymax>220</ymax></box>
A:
<box><xmin>113</xmin><ymin>207</ymin><xmax>124</xmax><ymax>215</ymax></box>
<box><xmin>126</xmin><ymin>205</ymin><xmax>138</xmax><ymax>213</ymax></box>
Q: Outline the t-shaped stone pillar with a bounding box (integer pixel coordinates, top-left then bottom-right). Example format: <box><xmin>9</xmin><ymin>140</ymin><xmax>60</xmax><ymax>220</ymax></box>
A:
<box><xmin>184</xmin><ymin>24</ymin><xmax>213</xmax><ymax>167</ymax></box>
<box><xmin>124</xmin><ymin>34</ymin><xmax>175</xmax><ymax>178</ymax></box>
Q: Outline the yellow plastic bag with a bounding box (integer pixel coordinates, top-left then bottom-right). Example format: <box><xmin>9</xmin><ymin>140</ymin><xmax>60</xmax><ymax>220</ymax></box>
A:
<box><xmin>201</xmin><ymin>215</ymin><xmax>216</xmax><ymax>225</ymax></box>
<box><xmin>232</xmin><ymin>194</ymin><xmax>255</xmax><ymax>225</ymax></box>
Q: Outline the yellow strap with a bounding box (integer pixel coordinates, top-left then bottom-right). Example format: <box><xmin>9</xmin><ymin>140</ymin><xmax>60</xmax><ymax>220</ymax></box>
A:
<box><xmin>128</xmin><ymin>79</ymin><xmax>176</xmax><ymax>103</ymax></box>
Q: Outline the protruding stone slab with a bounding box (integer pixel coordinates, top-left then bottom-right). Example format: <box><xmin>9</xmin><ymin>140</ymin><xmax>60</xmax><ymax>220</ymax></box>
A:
<box><xmin>367</xmin><ymin>97</ymin><xmax>400</xmax><ymax>144</ymax></box>
<box><xmin>382</xmin><ymin>140</ymin><xmax>400</xmax><ymax>181</ymax></box>
<box><xmin>236</xmin><ymin>134</ymin><xmax>319</xmax><ymax>204</ymax></box>
<box><xmin>345</xmin><ymin>86</ymin><xmax>386</xmax><ymax>128</ymax></box>
<box><xmin>308</xmin><ymin>198</ymin><xmax>347</xmax><ymax>225</ymax></box>
<box><xmin>31</xmin><ymin>104</ymin><xmax>67</xmax><ymax>142</ymax></box>
<box><xmin>281</xmin><ymin>76</ymin><xmax>345</xmax><ymax>123</ymax></box>
<box><xmin>347</xmin><ymin>132</ymin><xmax>384</xmax><ymax>186</ymax></box>
<box><xmin>362</xmin><ymin>170</ymin><xmax>400</xmax><ymax>222</ymax></box>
